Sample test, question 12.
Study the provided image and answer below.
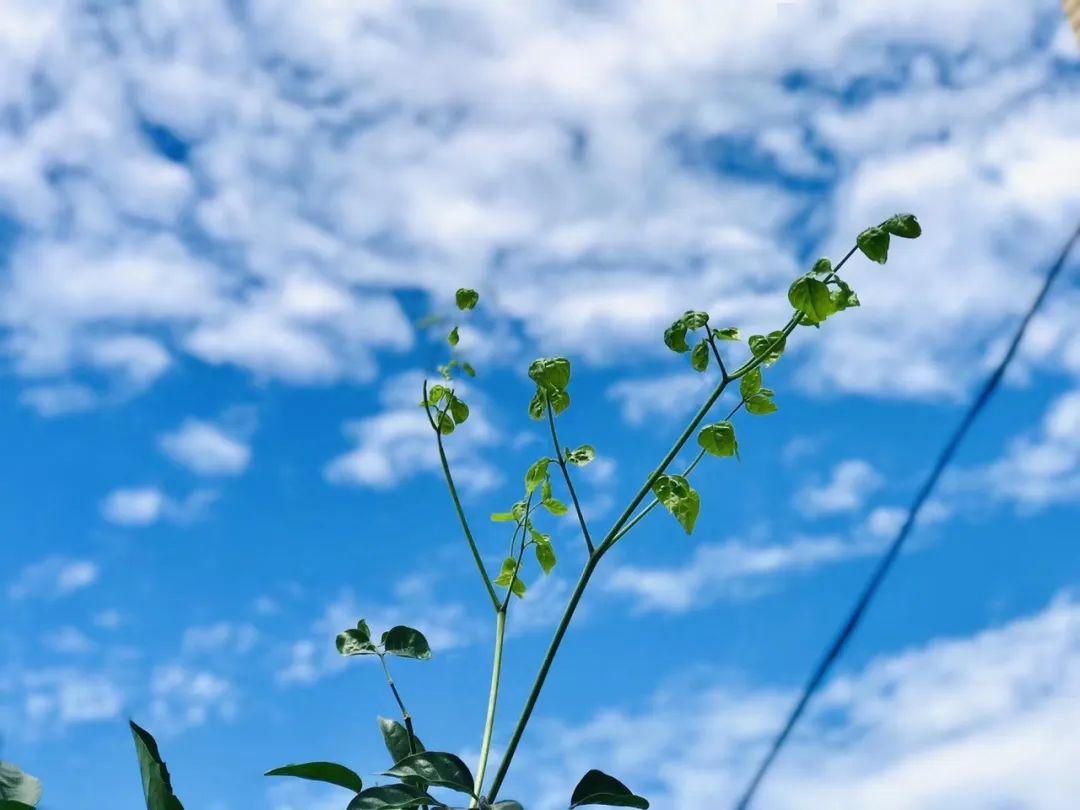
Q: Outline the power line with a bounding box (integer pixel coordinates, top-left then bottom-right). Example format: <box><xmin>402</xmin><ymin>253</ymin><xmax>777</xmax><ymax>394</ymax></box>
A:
<box><xmin>733</xmin><ymin>218</ymin><xmax>1080</xmax><ymax>810</ymax></box>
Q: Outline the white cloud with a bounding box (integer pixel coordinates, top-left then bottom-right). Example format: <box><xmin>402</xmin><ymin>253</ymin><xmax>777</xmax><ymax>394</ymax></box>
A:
<box><xmin>797</xmin><ymin>459</ymin><xmax>883</xmax><ymax>517</ymax></box>
<box><xmin>522</xmin><ymin>594</ymin><xmax>1080</xmax><ymax>809</ymax></box>
<box><xmin>100</xmin><ymin>486</ymin><xmax>219</xmax><ymax>527</ymax></box>
<box><xmin>148</xmin><ymin>664</ymin><xmax>237</xmax><ymax>734</ymax></box>
<box><xmin>43</xmin><ymin>627</ymin><xmax>96</xmax><ymax>655</ymax></box>
<box><xmin>7</xmin><ymin>556</ymin><xmax>98</xmax><ymax>600</ymax></box>
<box><xmin>159</xmin><ymin>418</ymin><xmax>252</xmax><ymax>476</ymax></box>
<box><xmin>606</xmin><ymin>373</ymin><xmax>715</xmax><ymax>427</ymax></box>
<box><xmin>19</xmin><ymin>669</ymin><xmax>125</xmax><ymax>729</ymax></box>
<box><xmin>182</xmin><ymin>622</ymin><xmax>259</xmax><ymax>656</ymax></box>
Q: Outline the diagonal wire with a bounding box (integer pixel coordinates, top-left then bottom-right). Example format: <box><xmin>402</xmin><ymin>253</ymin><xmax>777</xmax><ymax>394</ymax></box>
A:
<box><xmin>733</xmin><ymin>218</ymin><xmax>1080</xmax><ymax>810</ymax></box>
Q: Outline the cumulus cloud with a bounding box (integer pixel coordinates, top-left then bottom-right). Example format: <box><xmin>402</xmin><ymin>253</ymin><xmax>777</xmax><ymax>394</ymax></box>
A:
<box><xmin>7</xmin><ymin>556</ymin><xmax>99</xmax><ymax>601</ymax></box>
<box><xmin>100</xmin><ymin>486</ymin><xmax>219</xmax><ymax>527</ymax></box>
<box><xmin>797</xmin><ymin>459</ymin><xmax>883</xmax><ymax>517</ymax></box>
<box><xmin>159</xmin><ymin>417</ymin><xmax>253</xmax><ymax>476</ymax></box>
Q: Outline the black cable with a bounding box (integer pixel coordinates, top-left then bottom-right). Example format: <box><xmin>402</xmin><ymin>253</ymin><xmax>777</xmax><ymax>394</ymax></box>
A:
<box><xmin>733</xmin><ymin>218</ymin><xmax>1080</xmax><ymax>810</ymax></box>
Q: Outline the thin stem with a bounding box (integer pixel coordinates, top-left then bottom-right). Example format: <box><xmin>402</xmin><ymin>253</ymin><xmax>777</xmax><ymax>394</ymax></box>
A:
<box><xmin>378</xmin><ymin>654</ymin><xmax>417</xmax><ymax>756</ymax></box>
<box><xmin>706</xmin><ymin>331</ymin><xmax>729</xmax><ymax>380</ymax></box>
<box><xmin>471</xmin><ymin>609</ymin><xmax>507</xmax><ymax>807</ymax></box>
<box><xmin>423</xmin><ymin>381</ymin><xmax>501</xmax><ymax>612</ymax></box>
<box><xmin>546</xmin><ymin>402</ymin><xmax>596</xmax><ymax>554</ymax></box>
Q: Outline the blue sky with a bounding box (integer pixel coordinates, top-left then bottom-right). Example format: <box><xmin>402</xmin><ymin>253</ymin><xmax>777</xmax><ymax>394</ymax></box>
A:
<box><xmin>1</xmin><ymin>1</ymin><xmax>1079</xmax><ymax>809</ymax></box>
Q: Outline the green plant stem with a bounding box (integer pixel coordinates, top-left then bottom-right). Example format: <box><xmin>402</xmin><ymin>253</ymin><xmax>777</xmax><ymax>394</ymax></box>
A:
<box><xmin>423</xmin><ymin>382</ymin><xmax>500</xmax><ymax>612</ymax></box>
<box><xmin>471</xmin><ymin>609</ymin><xmax>507</xmax><ymax>807</ymax></box>
<box><xmin>378</xmin><ymin>654</ymin><xmax>417</xmax><ymax>756</ymax></box>
<box><xmin>546</xmin><ymin>401</ymin><xmax>595</xmax><ymax>554</ymax></box>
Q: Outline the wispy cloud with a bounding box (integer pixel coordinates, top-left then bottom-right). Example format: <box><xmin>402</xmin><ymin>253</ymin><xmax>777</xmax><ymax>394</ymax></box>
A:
<box><xmin>100</xmin><ymin>486</ymin><xmax>219</xmax><ymax>528</ymax></box>
<box><xmin>796</xmin><ymin>459</ymin><xmax>883</xmax><ymax>517</ymax></box>
<box><xmin>7</xmin><ymin>556</ymin><xmax>99</xmax><ymax>601</ymax></box>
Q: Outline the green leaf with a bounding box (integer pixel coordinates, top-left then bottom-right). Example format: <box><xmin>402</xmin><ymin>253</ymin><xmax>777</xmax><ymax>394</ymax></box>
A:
<box><xmin>565</xmin><ymin>445</ymin><xmax>596</xmax><ymax>466</ymax></box>
<box><xmin>437</xmin><ymin>412</ymin><xmax>456</xmax><ymax>435</ymax></box>
<box><xmin>492</xmin><ymin>803</ymin><xmax>525</xmax><ymax>810</ymax></box>
<box><xmin>449</xmin><ymin>395</ymin><xmax>469</xmax><ymax>424</ymax></box>
<box><xmin>348</xmin><ymin>784</ymin><xmax>439</xmax><ymax>809</ymax></box>
<box><xmin>0</xmin><ymin>802</ymin><xmax>35</xmax><ymax>810</ymax></box>
<box><xmin>698</xmin><ymin>421</ymin><xmax>738</xmax><ymax>458</ymax></box>
<box><xmin>651</xmin><ymin>474</ymin><xmax>701</xmax><ymax>535</ymax></box>
<box><xmin>663</xmin><ymin>320</ymin><xmax>689</xmax><ymax>353</ymax></box>
<box><xmin>534</xmin><ymin>539</ymin><xmax>557</xmax><ymax>575</ymax></box>
<box><xmin>690</xmin><ymin>340</ymin><xmax>710</xmax><ymax>372</ymax></box>
<box><xmin>129</xmin><ymin>721</ymin><xmax>185</xmax><ymax>810</ymax></box>
<box><xmin>748</xmin><ymin>331</ymin><xmax>787</xmax><ymax>366</ymax></box>
<box><xmin>528</xmin><ymin>357</ymin><xmax>571</xmax><ymax>392</ymax></box>
<box><xmin>456</xmin><ymin>288</ymin><xmax>480</xmax><ymax>310</ymax></box>
<box><xmin>712</xmin><ymin>326</ymin><xmax>740</xmax><ymax>341</ymax></box>
<box><xmin>883</xmin><ymin>213</ymin><xmax>921</xmax><ymax>239</ymax></box>
<box><xmin>788</xmin><ymin>276</ymin><xmax>838</xmax><ymax>325</ymax></box>
<box><xmin>447</xmin><ymin>326</ymin><xmax>460</xmax><ymax>346</ymax></box>
<box><xmin>337</xmin><ymin>623</ymin><xmax>379</xmax><ymax>656</ymax></box>
<box><xmin>570</xmin><ymin>769</ymin><xmax>650</xmax><ymax>809</ymax></box>
<box><xmin>746</xmin><ymin>392</ymin><xmax>778</xmax><ymax>415</ymax></box>
<box><xmin>382</xmin><ymin>626</ymin><xmax>432</xmax><ymax>660</ymax></box>
<box><xmin>0</xmin><ymin>763</ymin><xmax>42</xmax><ymax>807</ymax></box>
<box><xmin>525</xmin><ymin>458</ymin><xmax>552</xmax><ymax>495</ymax></box>
<box><xmin>831</xmin><ymin>280</ymin><xmax>860</xmax><ymax>311</ymax></box>
<box><xmin>460</xmin><ymin>362</ymin><xmax>476</xmax><ymax>378</ymax></box>
<box><xmin>682</xmin><ymin>310</ymin><xmax>709</xmax><ymax>329</ymax></box>
<box><xmin>857</xmin><ymin>225</ymin><xmax>890</xmax><ymax>263</ymax></box>
<box><xmin>528</xmin><ymin>389</ymin><xmax>546</xmax><ymax>420</ymax></box>
<box><xmin>494</xmin><ymin>558</ymin><xmax>527</xmax><ymax>598</ymax></box>
<box><xmin>491</xmin><ymin>512</ymin><xmax>516</xmax><ymax>523</ymax></box>
<box><xmin>810</xmin><ymin>257</ymin><xmax>832</xmax><ymax>276</ymax></box>
<box><xmin>549</xmin><ymin>388</ymin><xmax>571</xmax><ymax>416</ymax></box>
<box><xmin>384</xmin><ymin>752</ymin><xmax>474</xmax><ymax>796</ymax></box>
<box><xmin>379</xmin><ymin>718</ymin><xmax>425</xmax><ymax>766</ymax></box>
<box><xmin>542</xmin><ymin>497</ymin><xmax>569</xmax><ymax>516</ymax></box>
<box><xmin>427</xmin><ymin>385</ymin><xmax>449</xmax><ymax>406</ymax></box>
<box><xmin>265</xmin><ymin>763</ymin><xmax>364</xmax><ymax>794</ymax></box>
<box><xmin>740</xmin><ymin>367</ymin><xmax>762</xmax><ymax>399</ymax></box>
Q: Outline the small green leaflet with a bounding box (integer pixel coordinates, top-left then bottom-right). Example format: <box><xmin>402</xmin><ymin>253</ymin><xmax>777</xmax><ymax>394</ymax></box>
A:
<box><xmin>456</xmin><ymin>288</ymin><xmax>480</xmax><ymax>310</ymax></box>
<box><xmin>831</xmin><ymin>279</ymin><xmax>860</xmax><ymax>311</ymax></box>
<box><xmin>382</xmin><ymin>626</ymin><xmax>432</xmax><ymax>660</ymax></box>
<box><xmin>449</xmin><ymin>395</ymin><xmax>469</xmax><ymax>424</ymax></box>
<box><xmin>448</xmin><ymin>326</ymin><xmax>460</xmax><ymax>346</ymax></box>
<box><xmin>712</xmin><ymin>326</ymin><xmax>740</xmax><ymax>341</ymax></box>
<box><xmin>698</xmin><ymin>421</ymin><xmax>738</xmax><ymax>458</ymax></box>
<box><xmin>130</xmin><ymin>721</ymin><xmax>185</xmax><ymax>810</ymax></box>
<box><xmin>565</xmin><ymin>445</ymin><xmax>596</xmax><ymax>466</ymax></box>
<box><xmin>426</xmin><ymin>385</ymin><xmax>448</xmax><ymax>406</ymax></box>
<box><xmin>337</xmin><ymin>619</ymin><xmax>378</xmax><ymax>656</ymax></box>
<box><xmin>748</xmin><ymin>331</ymin><xmax>786</xmax><ymax>365</ymax></box>
<box><xmin>542</xmin><ymin>496</ymin><xmax>569</xmax><ymax>516</ymax></box>
<box><xmin>810</xmin><ymin>257</ymin><xmax>832</xmax><ymax>276</ymax></box>
<box><xmin>534</xmin><ymin>538</ymin><xmax>557</xmax><ymax>574</ymax></box>
<box><xmin>494</xmin><ymin>558</ymin><xmax>527</xmax><ymax>598</ymax></box>
<box><xmin>384</xmin><ymin>752</ymin><xmax>474</xmax><ymax>796</ymax></box>
<box><xmin>0</xmin><ymin>763</ymin><xmax>42</xmax><ymax>807</ymax></box>
<box><xmin>528</xmin><ymin>357</ymin><xmax>571</xmax><ymax>392</ymax></box>
<box><xmin>788</xmin><ymin>275</ymin><xmax>838</xmax><ymax>325</ymax></box>
<box><xmin>857</xmin><ymin>225</ymin><xmax>890</xmax><ymax>264</ymax></box>
<box><xmin>663</xmin><ymin>320</ymin><xmax>690</xmax><ymax>353</ymax></box>
<box><xmin>746</xmin><ymin>389</ymin><xmax>778</xmax><ymax>415</ymax></box>
<box><xmin>883</xmin><ymin>213</ymin><xmax>921</xmax><ymax>239</ymax></box>
<box><xmin>525</xmin><ymin>458</ymin><xmax>552</xmax><ymax>494</ymax></box>
<box><xmin>570</xmin><ymin>769</ymin><xmax>650</xmax><ymax>809</ymax></box>
<box><xmin>740</xmin><ymin>367</ymin><xmax>762</xmax><ymax>399</ymax></box>
<box><xmin>265</xmin><ymin>763</ymin><xmax>364</xmax><ymax>794</ymax></box>
<box><xmin>347</xmin><ymin>783</ymin><xmax>438</xmax><ymax>810</ymax></box>
<box><xmin>651</xmin><ymin>474</ymin><xmax>700</xmax><ymax>535</ymax></box>
<box><xmin>691</xmin><ymin>340</ymin><xmax>710</xmax><ymax>372</ymax></box>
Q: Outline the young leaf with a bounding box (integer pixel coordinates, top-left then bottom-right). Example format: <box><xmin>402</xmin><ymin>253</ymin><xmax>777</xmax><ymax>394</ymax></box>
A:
<box><xmin>691</xmin><ymin>340</ymin><xmax>710</xmax><ymax>372</ymax></box>
<box><xmin>491</xmin><ymin>512</ymin><xmax>517</xmax><ymax>523</ymax></box>
<box><xmin>549</xmin><ymin>388</ymin><xmax>571</xmax><ymax>416</ymax></box>
<box><xmin>651</xmin><ymin>474</ymin><xmax>701</xmax><ymax>535</ymax></box>
<box><xmin>265</xmin><ymin>763</ymin><xmax>364</xmax><ymax>794</ymax></box>
<box><xmin>698</xmin><ymin>421</ymin><xmax>738</xmax><ymax>458</ymax></box>
<box><xmin>384</xmin><ymin>752</ymin><xmax>475</xmax><ymax>795</ymax></box>
<box><xmin>437</xmin><ymin>412</ymin><xmax>456</xmax><ymax>435</ymax></box>
<box><xmin>525</xmin><ymin>458</ymin><xmax>552</xmax><ymax>495</ymax></box>
<box><xmin>448</xmin><ymin>326</ymin><xmax>460</xmax><ymax>346</ymax></box>
<box><xmin>831</xmin><ymin>280</ymin><xmax>860</xmax><ymax>311</ymax></box>
<box><xmin>130</xmin><ymin>721</ymin><xmax>185</xmax><ymax>810</ymax></box>
<box><xmin>682</xmin><ymin>310</ymin><xmax>709</xmax><ymax>329</ymax></box>
<box><xmin>746</xmin><ymin>392</ymin><xmax>778</xmax><ymax>415</ymax></box>
<box><xmin>494</xmin><ymin>558</ymin><xmax>527</xmax><ymax>598</ymax></box>
<box><xmin>456</xmin><ymin>288</ymin><xmax>480</xmax><ymax>310</ymax></box>
<box><xmin>565</xmin><ymin>445</ymin><xmax>596</xmax><ymax>466</ymax></box>
<box><xmin>337</xmin><ymin>625</ymin><xmax>379</xmax><ymax>656</ymax></box>
<box><xmin>857</xmin><ymin>225</ymin><xmax>890</xmax><ymax>264</ymax></box>
<box><xmin>528</xmin><ymin>357</ymin><xmax>571</xmax><ymax>392</ymax></box>
<box><xmin>426</xmin><ymin>385</ymin><xmax>449</xmax><ymax>406</ymax></box>
<box><xmin>748</xmin><ymin>331</ymin><xmax>787</xmax><ymax>365</ymax></box>
<box><xmin>663</xmin><ymin>320</ymin><xmax>690</xmax><ymax>353</ymax></box>
<box><xmin>883</xmin><ymin>213</ymin><xmax>921</xmax><ymax>239</ymax></box>
<box><xmin>0</xmin><ymin>763</ymin><xmax>42</xmax><ymax>807</ymax></box>
<box><xmin>534</xmin><ymin>539</ymin><xmax>557</xmax><ymax>575</ymax></box>
<box><xmin>570</xmin><ymin>769</ymin><xmax>650</xmax><ymax>809</ymax></box>
<box><xmin>449</xmin><ymin>395</ymin><xmax>469</xmax><ymax>424</ymax></box>
<box><xmin>810</xmin><ymin>257</ymin><xmax>832</xmax><ymax>276</ymax></box>
<box><xmin>712</xmin><ymin>326</ymin><xmax>740</xmax><ymax>341</ymax></box>
<box><xmin>460</xmin><ymin>361</ymin><xmax>476</xmax><ymax>377</ymax></box>
<box><xmin>740</xmin><ymin>367</ymin><xmax>762</xmax><ymax>399</ymax></box>
<box><xmin>528</xmin><ymin>389</ymin><xmax>546</xmax><ymax>420</ymax></box>
<box><xmin>788</xmin><ymin>276</ymin><xmax>838</xmax><ymax>325</ymax></box>
<box><xmin>381</xmin><ymin>626</ymin><xmax>432</xmax><ymax>660</ymax></box>
<box><xmin>379</xmin><ymin>718</ymin><xmax>425</xmax><ymax>765</ymax></box>
<box><xmin>348</xmin><ymin>783</ymin><xmax>438</xmax><ymax>810</ymax></box>
<box><xmin>542</xmin><ymin>497</ymin><xmax>569</xmax><ymax>517</ymax></box>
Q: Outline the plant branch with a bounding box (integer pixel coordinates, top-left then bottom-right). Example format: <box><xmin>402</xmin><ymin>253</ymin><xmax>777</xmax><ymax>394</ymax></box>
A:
<box><xmin>378</xmin><ymin>654</ymin><xmax>417</xmax><ymax>756</ymax></box>
<box><xmin>423</xmin><ymin>381</ymin><xmax>501</xmax><ymax>612</ymax></box>
<box><xmin>546</xmin><ymin>401</ymin><xmax>596</xmax><ymax>554</ymax></box>
<box><xmin>471</xmin><ymin>609</ymin><xmax>507</xmax><ymax>807</ymax></box>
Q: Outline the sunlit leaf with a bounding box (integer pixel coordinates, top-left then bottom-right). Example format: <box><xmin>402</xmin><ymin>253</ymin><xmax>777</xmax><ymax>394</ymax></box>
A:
<box><xmin>748</xmin><ymin>331</ymin><xmax>787</xmax><ymax>366</ymax></box>
<box><xmin>712</xmin><ymin>326</ymin><xmax>740</xmax><ymax>341</ymax></box>
<box><xmin>456</xmin><ymin>288</ymin><xmax>480</xmax><ymax>310</ymax></box>
<box><xmin>857</xmin><ymin>225</ymin><xmax>890</xmax><ymax>264</ymax></box>
<box><xmin>746</xmin><ymin>392</ymin><xmax>778</xmax><ymax>415</ymax></box>
<box><xmin>448</xmin><ymin>327</ymin><xmax>460</xmax><ymax>346</ymax></box>
<box><xmin>525</xmin><ymin>458</ymin><xmax>552</xmax><ymax>495</ymax></box>
<box><xmin>449</xmin><ymin>395</ymin><xmax>469</xmax><ymax>424</ymax></box>
<box><xmin>0</xmin><ymin>763</ymin><xmax>42</xmax><ymax>807</ymax></box>
<box><xmin>691</xmin><ymin>340</ymin><xmax>710</xmax><ymax>372</ymax></box>
<box><xmin>740</xmin><ymin>367</ymin><xmax>762</xmax><ymax>399</ymax></box>
<box><xmin>810</xmin><ymin>257</ymin><xmax>832</xmax><ymax>276</ymax></box>
<box><xmin>494</xmin><ymin>558</ymin><xmax>527</xmax><ymax>598</ymax></box>
<box><xmin>534</xmin><ymin>539</ymin><xmax>557</xmax><ymax>575</ymax></box>
<box><xmin>384</xmin><ymin>752</ymin><xmax>474</xmax><ymax>795</ymax></box>
<box><xmin>788</xmin><ymin>276</ymin><xmax>838</xmax><ymax>325</ymax></box>
<box><xmin>651</xmin><ymin>474</ymin><xmax>700</xmax><ymax>535</ymax></box>
<box><xmin>565</xmin><ymin>445</ymin><xmax>596</xmax><ymax>466</ymax></box>
<box><xmin>265</xmin><ymin>763</ymin><xmax>363</xmax><ymax>793</ymax></box>
<box><xmin>663</xmin><ymin>320</ymin><xmax>690</xmax><ymax>353</ymax></box>
<box><xmin>698</xmin><ymin>421</ymin><xmax>738</xmax><ymax>458</ymax></box>
<box><xmin>528</xmin><ymin>357</ymin><xmax>571</xmax><ymax>392</ymax></box>
<box><xmin>542</xmin><ymin>497</ymin><xmax>569</xmax><ymax>517</ymax></box>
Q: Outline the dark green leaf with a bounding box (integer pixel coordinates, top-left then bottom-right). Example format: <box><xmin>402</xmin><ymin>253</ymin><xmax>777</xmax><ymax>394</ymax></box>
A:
<box><xmin>337</xmin><ymin>627</ymin><xmax>378</xmax><ymax>656</ymax></box>
<box><xmin>534</xmin><ymin>539</ymin><xmax>557</xmax><ymax>575</ymax></box>
<box><xmin>448</xmin><ymin>327</ymin><xmax>460</xmax><ymax>346</ymax></box>
<box><xmin>265</xmin><ymin>762</ymin><xmax>364</xmax><ymax>793</ymax></box>
<box><xmin>651</xmin><ymin>474</ymin><xmax>700</xmax><ymax>535</ymax></box>
<box><xmin>746</xmin><ymin>392</ymin><xmax>778</xmax><ymax>415</ymax></box>
<box><xmin>0</xmin><ymin>802</ymin><xmax>35</xmax><ymax>810</ymax></box>
<box><xmin>740</xmin><ymin>367</ymin><xmax>762</xmax><ymax>399</ymax></box>
<box><xmin>494</xmin><ymin>558</ymin><xmax>527</xmax><ymax>598</ymax></box>
<box><xmin>565</xmin><ymin>445</ymin><xmax>596</xmax><ymax>466</ymax></box>
<box><xmin>857</xmin><ymin>225</ymin><xmax>890</xmax><ymax>263</ymax></box>
<box><xmin>456</xmin><ymin>288</ymin><xmax>480</xmax><ymax>310</ymax></box>
<box><xmin>570</xmin><ymin>769</ymin><xmax>649</xmax><ymax>809</ymax></box>
<box><xmin>698</xmin><ymin>421</ymin><xmax>738</xmax><ymax>458</ymax></box>
<box><xmin>690</xmin><ymin>340</ymin><xmax>710</xmax><ymax>372</ymax></box>
<box><xmin>525</xmin><ymin>458</ymin><xmax>552</xmax><ymax>495</ymax></box>
<box><xmin>449</xmin><ymin>395</ymin><xmax>469</xmax><ymax>424</ymax></box>
<box><xmin>384</xmin><ymin>752</ymin><xmax>474</xmax><ymax>795</ymax></box>
<box><xmin>0</xmin><ymin>763</ymin><xmax>42</xmax><ymax>807</ymax></box>
<box><xmin>528</xmin><ymin>357</ymin><xmax>571</xmax><ymax>392</ymax></box>
<box><xmin>712</xmin><ymin>326</ymin><xmax>740</xmax><ymax>341</ymax></box>
<box><xmin>883</xmin><ymin>213</ymin><xmax>921</xmax><ymax>239</ymax></box>
<box><xmin>348</xmin><ymin>784</ymin><xmax>439</xmax><ymax>809</ymax></box>
<box><xmin>748</xmin><ymin>331</ymin><xmax>787</xmax><ymax>366</ymax></box>
<box><xmin>810</xmin><ymin>257</ymin><xmax>832</xmax><ymax>276</ymax></box>
<box><xmin>379</xmin><ymin>718</ymin><xmax>425</xmax><ymax>766</ymax></box>
<box><xmin>788</xmin><ymin>276</ymin><xmax>838</xmax><ymax>325</ymax></box>
<box><xmin>130</xmin><ymin>721</ymin><xmax>185</xmax><ymax>810</ymax></box>
<box><xmin>382</xmin><ymin>627</ymin><xmax>432</xmax><ymax>660</ymax></box>
<box><xmin>528</xmin><ymin>389</ymin><xmax>546</xmax><ymax>421</ymax></box>
<box><xmin>437</xmin><ymin>412</ymin><xmax>456</xmax><ymax>435</ymax></box>
<box><xmin>663</xmin><ymin>320</ymin><xmax>689</xmax><ymax>353</ymax></box>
